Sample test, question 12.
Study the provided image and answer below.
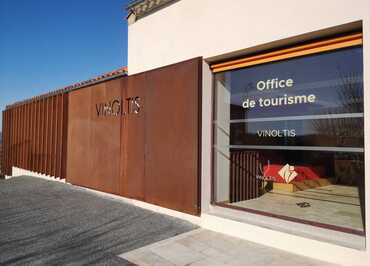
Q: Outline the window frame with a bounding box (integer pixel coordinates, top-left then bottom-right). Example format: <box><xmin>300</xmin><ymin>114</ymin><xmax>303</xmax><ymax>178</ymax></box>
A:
<box><xmin>210</xmin><ymin>33</ymin><xmax>365</xmax><ymax>236</ymax></box>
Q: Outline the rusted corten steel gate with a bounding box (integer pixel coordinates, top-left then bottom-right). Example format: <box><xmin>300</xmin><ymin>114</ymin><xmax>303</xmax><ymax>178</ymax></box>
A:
<box><xmin>1</xmin><ymin>57</ymin><xmax>202</xmax><ymax>216</ymax></box>
<box><xmin>1</xmin><ymin>92</ymin><xmax>68</xmax><ymax>178</ymax></box>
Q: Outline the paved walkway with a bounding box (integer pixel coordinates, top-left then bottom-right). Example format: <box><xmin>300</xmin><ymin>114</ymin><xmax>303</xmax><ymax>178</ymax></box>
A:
<box><xmin>120</xmin><ymin>229</ymin><xmax>338</xmax><ymax>266</ymax></box>
<box><xmin>0</xmin><ymin>176</ymin><xmax>196</xmax><ymax>265</ymax></box>
<box><xmin>0</xmin><ymin>176</ymin><xmax>339</xmax><ymax>266</ymax></box>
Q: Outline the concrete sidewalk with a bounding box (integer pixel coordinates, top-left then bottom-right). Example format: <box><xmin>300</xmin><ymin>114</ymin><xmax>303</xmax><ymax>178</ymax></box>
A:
<box><xmin>0</xmin><ymin>176</ymin><xmax>196</xmax><ymax>265</ymax></box>
<box><xmin>120</xmin><ymin>229</ymin><xmax>338</xmax><ymax>266</ymax></box>
<box><xmin>0</xmin><ymin>176</ymin><xmax>339</xmax><ymax>266</ymax></box>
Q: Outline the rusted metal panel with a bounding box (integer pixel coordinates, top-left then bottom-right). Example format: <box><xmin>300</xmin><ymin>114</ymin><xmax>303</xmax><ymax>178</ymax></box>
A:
<box><xmin>0</xmin><ymin>112</ymin><xmax>3</xmax><ymax>175</ymax></box>
<box><xmin>40</xmin><ymin>99</ymin><xmax>45</xmax><ymax>173</ymax></box>
<box><xmin>52</xmin><ymin>96</ymin><xmax>58</xmax><ymax>177</ymax></box>
<box><xmin>14</xmin><ymin>107</ymin><xmax>17</xmax><ymax>170</ymax></box>
<box><xmin>3</xmin><ymin>110</ymin><xmax>7</xmax><ymax>175</ymax></box>
<box><xmin>15</xmin><ymin>106</ymin><xmax>19</xmax><ymax>168</ymax></box>
<box><xmin>43</xmin><ymin>98</ymin><xmax>48</xmax><ymax>173</ymax></box>
<box><xmin>45</xmin><ymin>97</ymin><xmax>50</xmax><ymax>174</ymax></box>
<box><xmin>10</xmin><ymin>108</ymin><xmax>13</xmax><ymax>170</ymax></box>
<box><xmin>10</xmin><ymin>108</ymin><xmax>15</xmax><ymax>170</ymax></box>
<box><xmin>3</xmin><ymin>57</ymin><xmax>202</xmax><ymax>216</ymax></box>
<box><xmin>21</xmin><ymin>105</ymin><xmax>25</xmax><ymax>168</ymax></box>
<box><xmin>1</xmin><ymin>110</ymin><xmax>7</xmax><ymax>175</ymax></box>
<box><xmin>20</xmin><ymin>105</ymin><xmax>23</xmax><ymax>168</ymax></box>
<box><xmin>47</xmin><ymin>97</ymin><xmax>53</xmax><ymax>175</ymax></box>
<box><xmin>32</xmin><ymin>100</ymin><xmax>37</xmax><ymax>171</ymax></box>
<box><xmin>12</xmin><ymin>107</ymin><xmax>16</xmax><ymax>168</ymax></box>
<box><xmin>29</xmin><ymin>101</ymin><xmax>34</xmax><ymax>170</ymax></box>
<box><xmin>19</xmin><ymin>105</ymin><xmax>23</xmax><ymax>168</ymax></box>
<box><xmin>61</xmin><ymin>94</ymin><xmax>69</xmax><ymax>179</ymax></box>
<box><xmin>35</xmin><ymin>100</ymin><xmax>39</xmax><ymax>172</ymax></box>
<box><xmin>7</xmin><ymin>109</ymin><xmax>10</xmax><ymax>174</ymax></box>
<box><xmin>21</xmin><ymin>105</ymin><xmax>24</xmax><ymax>168</ymax></box>
<box><xmin>67</xmin><ymin>78</ymin><xmax>123</xmax><ymax>194</ymax></box>
<box><xmin>55</xmin><ymin>95</ymin><xmax>62</xmax><ymax>177</ymax></box>
<box><xmin>9</xmin><ymin>108</ymin><xmax>14</xmax><ymax>173</ymax></box>
<box><xmin>144</xmin><ymin>58</ymin><xmax>201</xmax><ymax>215</ymax></box>
<box><xmin>34</xmin><ymin>100</ymin><xmax>39</xmax><ymax>173</ymax></box>
<box><xmin>2</xmin><ymin>111</ymin><xmax>5</xmax><ymax>174</ymax></box>
<box><xmin>55</xmin><ymin>96</ymin><xmax>60</xmax><ymax>177</ymax></box>
<box><xmin>66</xmin><ymin>88</ymin><xmax>91</xmax><ymax>185</ymax></box>
<box><xmin>4</xmin><ymin>110</ymin><xmax>7</xmax><ymax>174</ymax></box>
<box><xmin>9</xmin><ymin>109</ymin><xmax>12</xmax><ymax>174</ymax></box>
<box><xmin>119</xmin><ymin>79</ymin><xmax>127</xmax><ymax>196</ymax></box>
<box><xmin>13</xmin><ymin>107</ymin><xmax>18</xmax><ymax>168</ymax></box>
<box><xmin>41</xmin><ymin>99</ymin><xmax>46</xmax><ymax>173</ymax></box>
<box><xmin>23</xmin><ymin>104</ymin><xmax>28</xmax><ymax>169</ymax></box>
<box><xmin>92</xmin><ymin>80</ymin><xmax>121</xmax><ymax>193</ymax></box>
<box><xmin>19</xmin><ymin>105</ymin><xmax>24</xmax><ymax>168</ymax></box>
<box><xmin>26</xmin><ymin>103</ymin><xmax>31</xmax><ymax>171</ymax></box>
<box><xmin>6</xmin><ymin>109</ymin><xmax>10</xmax><ymax>175</ymax></box>
<box><xmin>2</xmin><ymin>91</ymin><xmax>68</xmax><ymax>177</ymax></box>
<box><xmin>38</xmin><ymin>101</ymin><xmax>43</xmax><ymax>172</ymax></box>
<box><xmin>66</xmin><ymin>59</ymin><xmax>201</xmax><ymax>215</ymax></box>
<box><xmin>24</xmin><ymin>104</ymin><xmax>29</xmax><ymax>170</ymax></box>
<box><xmin>35</xmin><ymin>100</ymin><xmax>40</xmax><ymax>172</ymax></box>
<box><xmin>43</xmin><ymin>98</ymin><xmax>48</xmax><ymax>174</ymax></box>
<box><xmin>10</xmin><ymin>108</ymin><xmax>14</xmax><ymax>170</ymax></box>
<box><xmin>121</xmin><ymin>73</ymin><xmax>145</xmax><ymax>200</ymax></box>
<box><xmin>1</xmin><ymin>111</ymin><xmax>4</xmax><ymax>174</ymax></box>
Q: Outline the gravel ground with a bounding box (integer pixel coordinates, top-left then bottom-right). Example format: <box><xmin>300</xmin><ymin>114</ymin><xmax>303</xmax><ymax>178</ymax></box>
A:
<box><xmin>0</xmin><ymin>176</ymin><xmax>197</xmax><ymax>266</ymax></box>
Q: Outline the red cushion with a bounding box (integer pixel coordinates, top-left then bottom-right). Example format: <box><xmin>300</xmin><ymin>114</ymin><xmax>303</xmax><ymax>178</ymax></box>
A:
<box><xmin>263</xmin><ymin>164</ymin><xmax>322</xmax><ymax>183</ymax></box>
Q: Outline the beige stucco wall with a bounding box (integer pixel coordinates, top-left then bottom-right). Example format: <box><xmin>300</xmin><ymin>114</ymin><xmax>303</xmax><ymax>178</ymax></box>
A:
<box><xmin>128</xmin><ymin>0</ymin><xmax>370</xmax><ymax>265</ymax></box>
<box><xmin>128</xmin><ymin>0</ymin><xmax>370</xmax><ymax>75</ymax></box>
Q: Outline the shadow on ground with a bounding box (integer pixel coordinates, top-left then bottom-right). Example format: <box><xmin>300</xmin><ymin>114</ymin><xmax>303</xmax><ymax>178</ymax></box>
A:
<box><xmin>0</xmin><ymin>176</ymin><xmax>197</xmax><ymax>265</ymax></box>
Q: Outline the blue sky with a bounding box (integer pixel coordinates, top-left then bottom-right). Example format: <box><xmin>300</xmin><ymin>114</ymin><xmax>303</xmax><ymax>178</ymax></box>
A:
<box><xmin>0</xmin><ymin>0</ymin><xmax>129</xmax><ymax>129</ymax></box>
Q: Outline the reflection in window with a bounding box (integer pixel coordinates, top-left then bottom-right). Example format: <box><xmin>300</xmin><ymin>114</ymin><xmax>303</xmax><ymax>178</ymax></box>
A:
<box><xmin>213</xmin><ymin>46</ymin><xmax>365</xmax><ymax>235</ymax></box>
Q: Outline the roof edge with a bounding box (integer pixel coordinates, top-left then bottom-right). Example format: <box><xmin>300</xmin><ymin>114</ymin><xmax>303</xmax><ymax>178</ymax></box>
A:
<box><xmin>126</xmin><ymin>0</ymin><xmax>179</xmax><ymax>23</ymax></box>
<box><xmin>6</xmin><ymin>67</ymin><xmax>127</xmax><ymax>109</ymax></box>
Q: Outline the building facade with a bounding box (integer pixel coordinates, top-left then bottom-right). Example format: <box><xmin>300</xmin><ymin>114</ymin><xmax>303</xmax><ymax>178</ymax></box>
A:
<box><xmin>2</xmin><ymin>0</ymin><xmax>370</xmax><ymax>265</ymax></box>
<box><xmin>127</xmin><ymin>0</ymin><xmax>370</xmax><ymax>265</ymax></box>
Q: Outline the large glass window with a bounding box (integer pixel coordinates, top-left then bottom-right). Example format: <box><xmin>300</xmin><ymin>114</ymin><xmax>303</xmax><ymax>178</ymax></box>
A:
<box><xmin>213</xmin><ymin>45</ymin><xmax>365</xmax><ymax>235</ymax></box>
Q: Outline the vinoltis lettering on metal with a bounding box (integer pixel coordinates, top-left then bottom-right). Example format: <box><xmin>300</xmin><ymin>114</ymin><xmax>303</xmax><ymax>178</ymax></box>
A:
<box><xmin>95</xmin><ymin>97</ymin><xmax>141</xmax><ymax>117</ymax></box>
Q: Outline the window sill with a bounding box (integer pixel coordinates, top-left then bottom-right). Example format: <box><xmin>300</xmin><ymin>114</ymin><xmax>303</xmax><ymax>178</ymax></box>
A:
<box><xmin>206</xmin><ymin>203</ymin><xmax>366</xmax><ymax>251</ymax></box>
